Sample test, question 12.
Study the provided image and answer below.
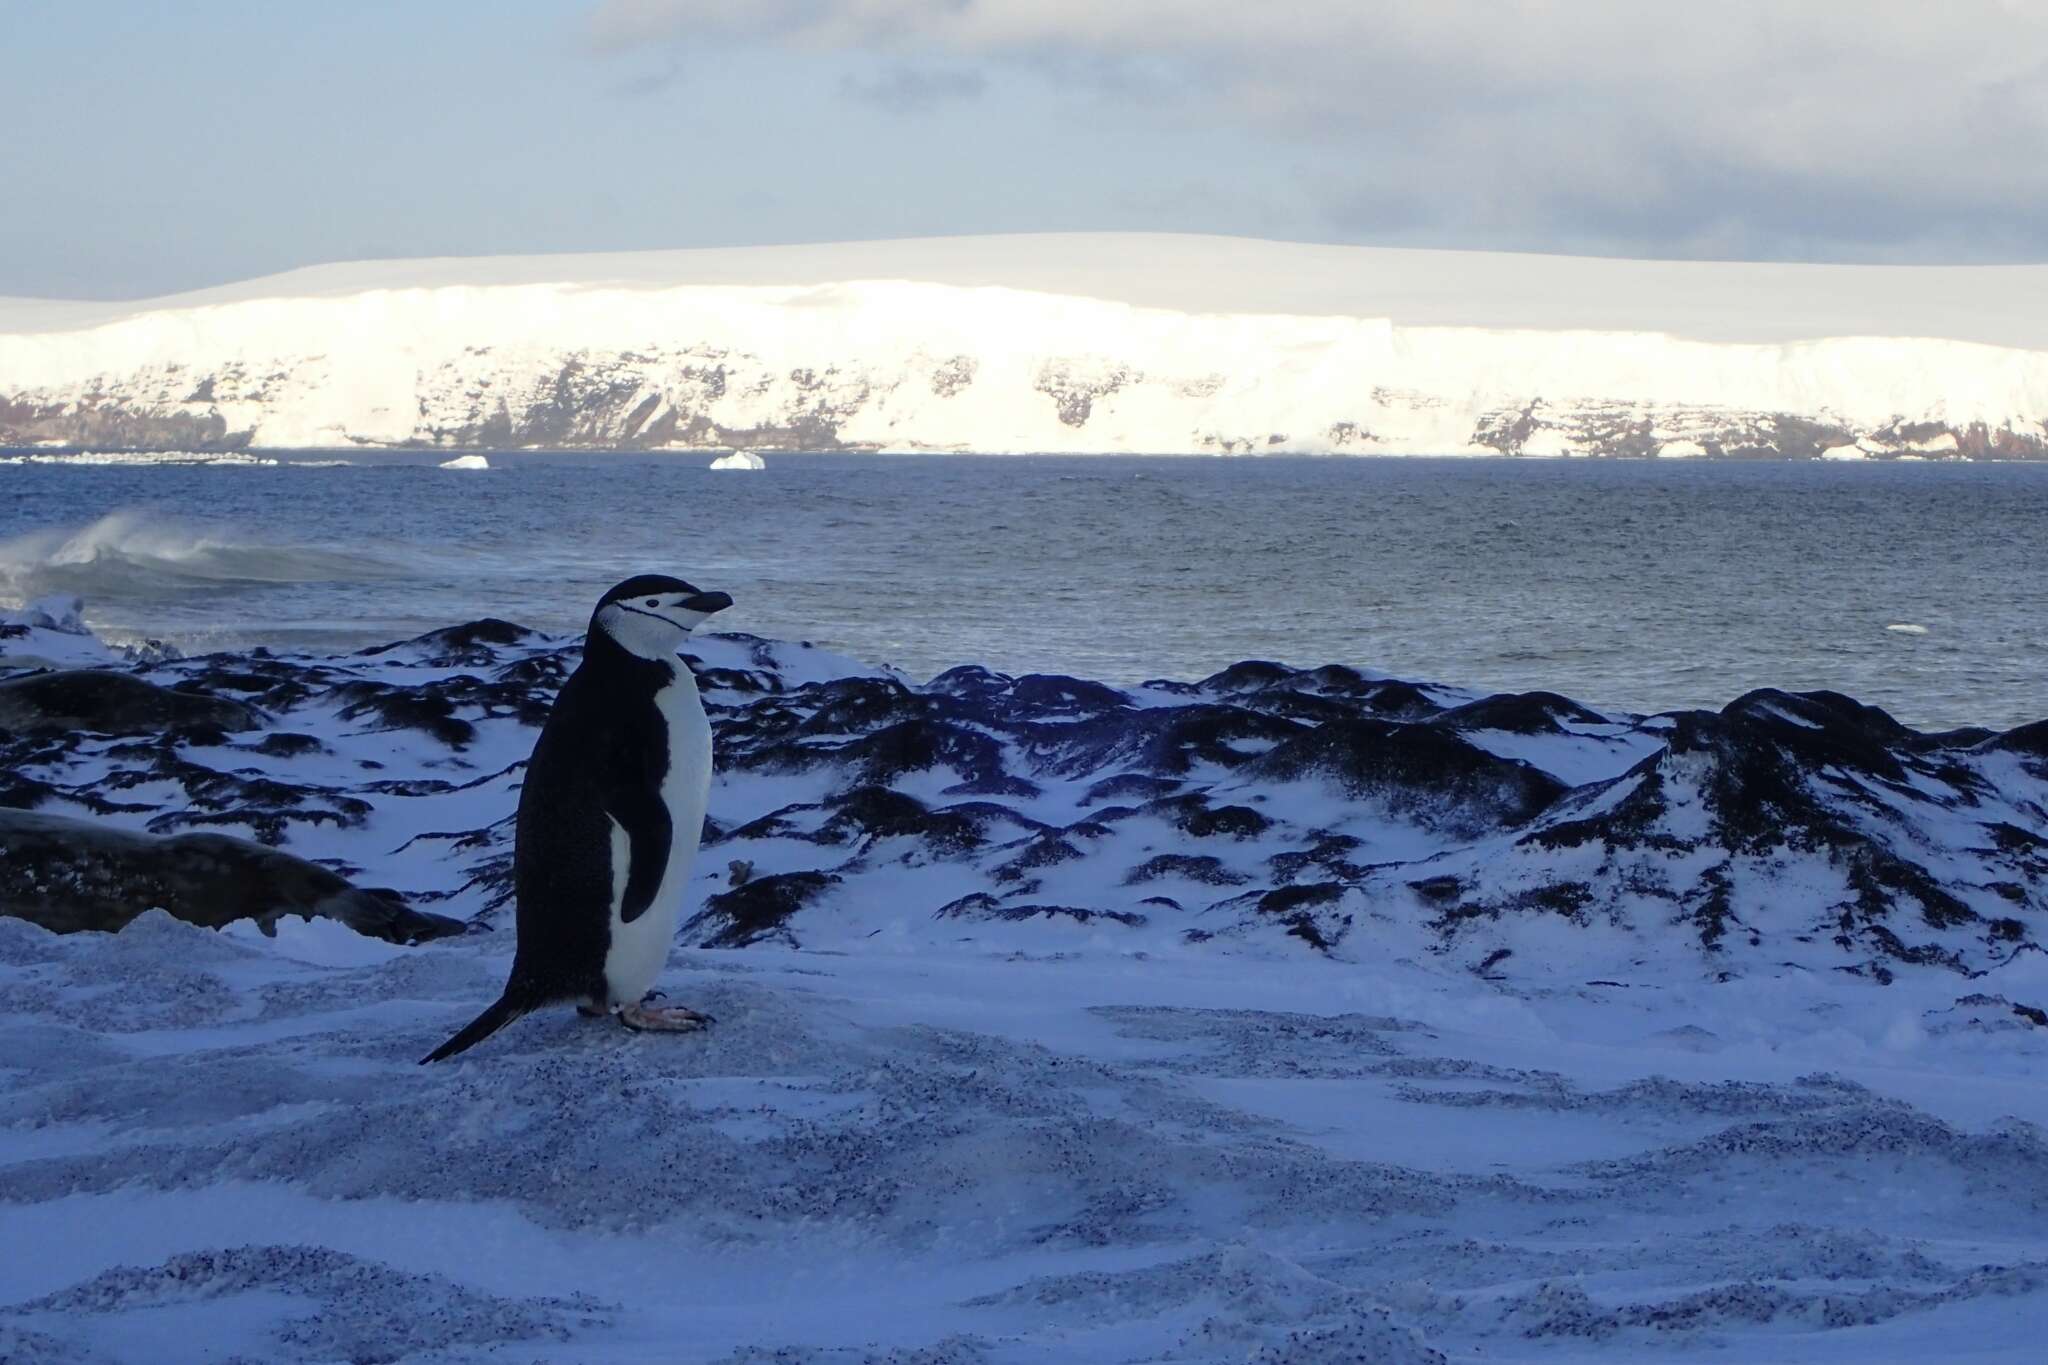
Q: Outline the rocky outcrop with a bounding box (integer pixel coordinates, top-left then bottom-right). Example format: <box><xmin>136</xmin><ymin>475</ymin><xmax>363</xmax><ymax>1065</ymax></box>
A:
<box><xmin>2</xmin><ymin>614</ymin><xmax>2040</xmax><ymax>977</ymax></box>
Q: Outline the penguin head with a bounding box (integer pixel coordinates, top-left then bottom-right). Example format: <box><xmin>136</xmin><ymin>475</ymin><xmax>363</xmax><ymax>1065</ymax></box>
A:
<box><xmin>592</xmin><ymin>574</ymin><xmax>733</xmax><ymax>659</ymax></box>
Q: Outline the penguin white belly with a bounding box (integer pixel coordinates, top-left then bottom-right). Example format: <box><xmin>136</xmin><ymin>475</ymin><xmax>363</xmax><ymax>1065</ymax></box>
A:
<box><xmin>602</xmin><ymin>663</ymin><xmax>714</xmax><ymax>1006</ymax></box>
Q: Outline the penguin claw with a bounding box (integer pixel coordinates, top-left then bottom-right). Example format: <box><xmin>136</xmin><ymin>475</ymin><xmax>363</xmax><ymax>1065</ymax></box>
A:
<box><xmin>618</xmin><ymin>1001</ymin><xmax>715</xmax><ymax>1033</ymax></box>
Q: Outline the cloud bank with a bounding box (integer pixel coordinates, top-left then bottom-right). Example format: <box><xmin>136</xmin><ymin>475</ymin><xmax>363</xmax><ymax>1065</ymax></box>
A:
<box><xmin>588</xmin><ymin>0</ymin><xmax>2048</xmax><ymax>261</ymax></box>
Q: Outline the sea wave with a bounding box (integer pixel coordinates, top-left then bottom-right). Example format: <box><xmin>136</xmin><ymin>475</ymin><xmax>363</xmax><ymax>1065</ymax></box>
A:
<box><xmin>0</xmin><ymin>450</ymin><xmax>282</xmax><ymax>467</ymax></box>
<box><xmin>0</xmin><ymin>510</ymin><xmax>398</xmax><ymax>603</ymax></box>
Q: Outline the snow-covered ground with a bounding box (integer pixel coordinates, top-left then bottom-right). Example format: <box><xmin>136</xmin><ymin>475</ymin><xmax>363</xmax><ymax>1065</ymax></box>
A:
<box><xmin>2</xmin><ymin>614</ymin><xmax>2045</xmax><ymax>1362</ymax></box>
<box><xmin>2</xmin><ymin>233</ymin><xmax>2044</xmax><ymax>458</ymax></box>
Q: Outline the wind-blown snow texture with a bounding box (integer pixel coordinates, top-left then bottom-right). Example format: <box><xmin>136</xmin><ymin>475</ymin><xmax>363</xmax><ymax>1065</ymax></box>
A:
<box><xmin>3</xmin><ymin>617</ymin><xmax>2046</xmax><ymax>1362</ymax></box>
<box><xmin>3</xmin><ymin>233</ymin><xmax>2045</xmax><ymax>458</ymax></box>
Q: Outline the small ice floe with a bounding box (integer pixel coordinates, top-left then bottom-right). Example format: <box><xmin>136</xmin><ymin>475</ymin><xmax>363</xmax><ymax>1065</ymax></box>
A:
<box><xmin>438</xmin><ymin>454</ymin><xmax>491</xmax><ymax>470</ymax></box>
<box><xmin>1886</xmin><ymin>623</ymin><xmax>1930</xmax><ymax>635</ymax></box>
<box><xmin>709</xmin><ymin>451</ymin><xmax>767</xmax><ymax>471</ymax></box>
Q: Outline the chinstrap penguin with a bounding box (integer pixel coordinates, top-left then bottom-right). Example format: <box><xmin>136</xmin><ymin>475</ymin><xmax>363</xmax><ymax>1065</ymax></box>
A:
<box><xmin>421</xmin><ymin>574</ymin><xmax>732</xmax><ymax>1063</ymax></box>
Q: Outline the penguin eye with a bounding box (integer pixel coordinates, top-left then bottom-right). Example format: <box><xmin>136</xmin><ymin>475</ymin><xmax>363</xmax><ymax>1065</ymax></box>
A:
<box><xmin>645</xmin><ymin>598</ymin><xmax>660</xmax><ymax>608</ymax></box>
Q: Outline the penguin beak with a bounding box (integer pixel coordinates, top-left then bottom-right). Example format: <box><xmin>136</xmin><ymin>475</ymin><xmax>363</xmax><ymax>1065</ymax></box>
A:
<box><xmin>680</xmin><ymin>591</ymin><xmax>733</xmax><ymax>615</ymax></box>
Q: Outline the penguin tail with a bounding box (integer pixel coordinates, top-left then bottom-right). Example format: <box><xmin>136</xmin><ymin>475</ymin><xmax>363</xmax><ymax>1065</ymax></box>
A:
<box><xmin>419</xmin><ymin>988</ymin><xmax>536</xmax><ymax>1065</ymax></box>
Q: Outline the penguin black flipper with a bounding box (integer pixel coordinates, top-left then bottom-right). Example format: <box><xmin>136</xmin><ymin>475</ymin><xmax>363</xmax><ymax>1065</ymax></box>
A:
<box><xmin>605</xmin><ymin>779</ymin><xmax>673</xmax><ymax>924</ymax></box>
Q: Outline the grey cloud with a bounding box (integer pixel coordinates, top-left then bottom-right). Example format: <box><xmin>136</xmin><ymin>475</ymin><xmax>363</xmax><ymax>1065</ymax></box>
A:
<box><xmin>584</xmin><ymin>0</ymin><xmax>2048</xmax><ymax>261</ymax></box>
<box><xmin>838</xmin><ymin>64</ymin><xmax>986</xmax><ymax>113</ymax></box>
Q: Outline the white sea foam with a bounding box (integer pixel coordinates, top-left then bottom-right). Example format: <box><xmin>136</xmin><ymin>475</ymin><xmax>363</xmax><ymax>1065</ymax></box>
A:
<box><xmin>0</xmin><ymin>511</ymin><xmax>394</xmax><ymax>605</ymax></box>
<box><xmin>0</xmin><ymin>450</ymin><xmax>279</xmax><ymax>467</ymax></box>
<box><xmin>1887</xmin><ymin>623</ymin><xmax>1931</xmax><ymax>635</ymax></box>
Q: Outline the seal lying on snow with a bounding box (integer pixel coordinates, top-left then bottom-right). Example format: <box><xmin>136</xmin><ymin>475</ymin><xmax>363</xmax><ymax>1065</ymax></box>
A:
<box><xmin>0</xmin><ymin>808</ymin><xmax>463</xmax><ymax>943</ymax></box>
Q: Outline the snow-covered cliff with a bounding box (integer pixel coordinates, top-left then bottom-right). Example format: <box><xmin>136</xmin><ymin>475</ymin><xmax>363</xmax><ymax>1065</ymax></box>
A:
<box><xmin>3</xmin><ymin>233</ymin><xmax>2044</xmax><ymax>457</ymax></box>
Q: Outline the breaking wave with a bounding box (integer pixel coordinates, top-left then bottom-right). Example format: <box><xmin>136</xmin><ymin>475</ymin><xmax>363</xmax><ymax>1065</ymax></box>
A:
<box><xmin>0</xmin><ymin>510</ymin><xmax>399</xmax><ymax>604</ymax></box>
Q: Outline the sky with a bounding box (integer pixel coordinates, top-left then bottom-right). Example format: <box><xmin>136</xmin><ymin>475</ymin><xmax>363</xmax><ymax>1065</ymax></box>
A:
<box><xmin>5</xmin><ymin>0</ymin><xmax>2047</xmax><ymax>299</ymax></box>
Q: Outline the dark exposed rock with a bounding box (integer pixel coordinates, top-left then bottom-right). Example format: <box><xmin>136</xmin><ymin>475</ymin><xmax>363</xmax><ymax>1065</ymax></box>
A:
<box><xmin>0</xmin><ymin>809</ymin><xmax>462</xmax><ymax>943</ymax></box>
<box><xmin>0</xmin><ymin>670</ymin><xmax>263</xmax><ymax>737</ymax></box>
<box><xmin>1038</xmin><ymin>704</ymin><xmax>1307</xmax><ymax>778</ymax></box>
<box><xmin>815</xmin><ymin>786</ymin><xmax>1001</xmax><ymax>853</ymax></box>
<box><xmin>935</xmin><ymin>894</ymin><xmax>1147</xmax><ymax>928</ymax></box>
<box><xmin>992</xmin><ymin>836</ymin><xmax>1086</xmax><ymax>882</ymax></box>
<box><xmin>683</xmin><ymin>871</ymin><xmax>842</xmax><ymax>948</ymax></box>
<box><xmin>1146</xmin><ymin>794</ymin><xmax>1272</xmax><ymax>840</ymax></box>
<box><xmin>1245</xmin><ymin>718</ymin><xmax>1565</xmax><ymax>832</ymax></box>
<box><xmin>328</xmin><ymin>680</ymin><xmax>479</xmax><ymax>748</ymax></box>
<box><xmin>1433</xmin><ymin>691</ymin><xmax>1609</xmax><ymax>734</ymax></box>
<box><xmin>1124</xmin><ymin>854</ymin><xmax>1248</xmax><ymax>886</ymax></box>
<box><xmin>8</xmin><ymin>603</ymin><xmax>2039</xmax><ymax>973</ymax></box>
<box><xmin>1011</xmin><ymin>674</ymin><xmax>1130</xmax><ymax>712</ymax></box>
<box><xmin>356</xmin><ymin>618</ymin><xmax>540</xmax><ymax>668</ymax></box>
<box><xmin>253</xmin><ymin>732</ymin><xmax>325</xmax><ymax>757</ymax></box>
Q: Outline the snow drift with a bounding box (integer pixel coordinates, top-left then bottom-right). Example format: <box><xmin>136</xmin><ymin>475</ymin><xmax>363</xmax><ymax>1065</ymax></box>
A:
<box><xmin>2</xmin><ymin>613</ymin><xmax>2046</xmax><ymax>1362</ymax></box>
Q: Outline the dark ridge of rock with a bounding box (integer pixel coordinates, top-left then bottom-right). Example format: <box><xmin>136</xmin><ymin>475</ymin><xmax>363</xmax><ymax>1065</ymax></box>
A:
<box><xmin>833</xmin><ymin>718</ymin><xmax>1010</xmax><ymax>789</ymax></box>
<box><xmin>691</xmin><ymin>666</ymin><xmax>777</xmax><ymax>695</ymax></box>
<box><xmin>1035</xmin><ymin>704</ymin><xmax>1309</xmax><ymax>779</ymax></box>
<box><xmin>942</xmin><ymin>772</ymin><xmax>1045</xmax><ymax>799</ymax></box>
<box><xmin>0</xmin><ymin>769</ymin><xmax>64</xmax><ymax>810</ymax></box>
<box><xmin>1009</xmin><ymin>674</ymin><xmax>1131</xmax><ymax>712</ymax></box>
<box><xmin>683</xmin><ymin>870</ymin><xmax>842</xmax><ymax>948</ymax></box>
<box><xmin>1199</xmin><ymin>881</ymin><xmax>1353</xmax><ymax>952</ymax></box>
<box><xmin>934</xmin><ymin>894</ymin><xmax>1147</xmax><ymax>928</ymax></box>
<box><xmin>1354</xmin><ymin>681</ymin><xmax>1447</xmax><ymax>720</ymax></box>
<box><xmin>788</xmin><ymin>676</ymin><xmax>941</xmax><ymax>737</ymax></box>
<box><xmin>1258</xmin><ymin>882</ymin><xmax>1348</xmax><ymax>914</ymax></box>
<box><xmin>328</xmin><ymin>681</ymin><xmax>479</xmax><ymax>748</ymax></box>
<box><xmin>1242</xmin><ymin>687</ymin><xmax>1402</xmax><ymax>726</ymax></box>
<box><xmin>1719</xmin><ymin>688</ymin><xmax>1917</xmax><ymax>780</ymax></box>
<box><xmin>0</xmin><ymin>809</ymin><xmax>462</xmax><ymax>943</ymax></box>
<box><xmin>123</xmin><ymin>756</ymin><xmax>376</xmax><ymax>845</ymax></box>
<box><xmin>1983</xmin><ymin>720</ymin><xmax>2048</xmax><ymax>760</ymax></box>
<box><xmin>1285</xmin><ymin>664</ymin><xmax>1378</xmax><ymax>696</ymax></box>
<box><xmin>1144</xmin><ymin>794</ymin><xmax>1272</xmax><ymax>840</ymax></box>
<box><xmin>1081</xmin><ymin>773</ymin><xmax>1183</xmax><ymax>807</ymax></box>
<box><xmin>493</xmin><ymin>651</ymin><xmax>577</xmax><ymax>690</ymax></box>
<box><xmin>815</xmin><ymin>786</ymin><xmax>1000</xmax><ymax>853</ymax></box>
<box><xmin>991</xmin><ymin>836</ymin><xmax>1085</xmax><ymax>882</ymax></box>
<box><xmin>925</xmin><ymin>664</ymin><xmax>1017</xmax><ymax>700</ymax></box>
<box><xmin>1257</xmin><ymin>884</ymin><xmax>1352</xmax><ymax>950</ymax></box>
<box><xmin>1433</xmin><ymin>690</ymin><xmax>1610</xmax><ymax>734</ymax></box>
<box><xmin>716</xmin><ymin>802</ymin><xmax>819</xmax><ymax>844</ymax></box>
<box><xmin>1197</xmin><ymin>660</ymin><xmax>1296</xmax><ymax>694</ymax></box>
<box><xmin>0</xmin><ymin>670</ymin><xmax>263</xmax><ymax>737</ymax></box>
<box><xmin>1246</xmin><ymin>718</ymin><xmax>1566</xmax><ymax>832</ymax></box>
<box><xmin>1431</xmin><ymin>881</ymin><xmax>1598</xmax><ymax>932</ymax></box>
<box><xmin>253</xmin><ymin>732</ymin><xmax>325</xmax><ymax>757</ymax></box>
<box><xmin>354</xmin><ymin>618</ymin><xmax>539</xmax><ymax>667</ymax></box>
<box><xmin>1268</xmin><ymin>835</ymin><xmax>1371</xmax><ymax>884</ymax></box>
<box><xmin>1123</xmin><ymin>854</ymin><xmax>1248</xmax><ymax>886</ymax></box>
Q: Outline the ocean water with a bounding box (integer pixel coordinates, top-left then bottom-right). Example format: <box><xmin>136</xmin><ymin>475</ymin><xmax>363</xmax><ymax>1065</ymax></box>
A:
<box><xmin>2</xmin><ymin>451</ymin><xmax>2043</xmax><ymax>729</ymax></box>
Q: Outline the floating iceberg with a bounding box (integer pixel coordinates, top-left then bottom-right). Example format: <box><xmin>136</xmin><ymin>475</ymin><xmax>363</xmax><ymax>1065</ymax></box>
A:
<box><xmin>709</xmin><ymin>451</ymin><xmax>766</xmax><ymax>471</ymax></box>
<box><xmin>438</xmin><ymin>454</ymin><xmax>490</xmax><ymax>470</ymax></box>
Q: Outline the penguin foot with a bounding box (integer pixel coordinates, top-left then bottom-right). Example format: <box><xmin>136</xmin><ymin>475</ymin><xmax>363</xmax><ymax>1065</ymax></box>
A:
<box><xmin>619</xmin><ymin>1000</ymin><xmax>715</xmax><ymax>1033</ymax></box>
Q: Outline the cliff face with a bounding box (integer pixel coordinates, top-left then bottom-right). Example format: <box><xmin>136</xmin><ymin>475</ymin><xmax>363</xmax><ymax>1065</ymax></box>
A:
<box><xmin>4</xmin><ymin>238</ymin><xmax>2044</xmax><ymax>458</ymax></box>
